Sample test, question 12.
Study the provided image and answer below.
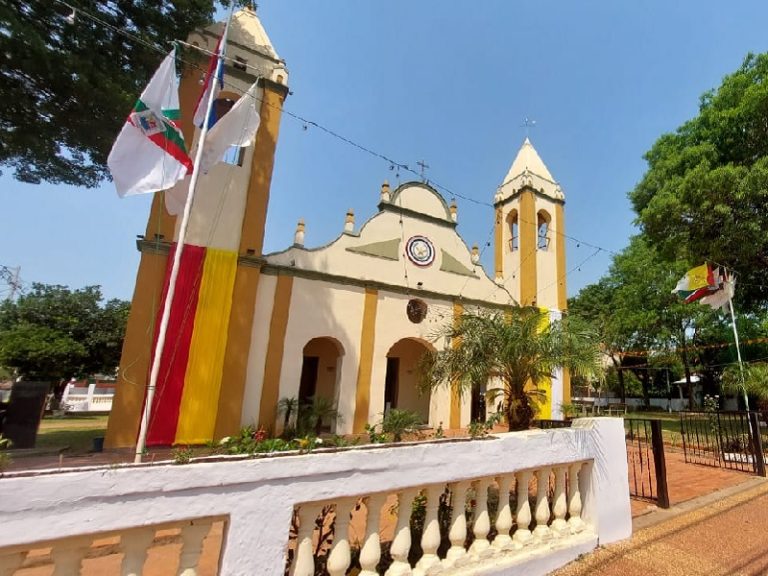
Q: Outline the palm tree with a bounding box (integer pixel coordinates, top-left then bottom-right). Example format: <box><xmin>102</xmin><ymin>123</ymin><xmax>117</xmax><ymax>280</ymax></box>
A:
<box><xmin>380</xmin><ymin>409</ymin><xmax>422</xmax><ymax>442</ymax></box>
<box><xmin>721</xmin><ymin>362</ymin><xmax>768</xmax><ymax>411</ymax></box>
<box><xmin>277</xmin><ymin>396</ymin><xmax>299</xmax><ymax>432</ymax></box>
<box><xmin>420</xmin><ymin>307</ymin><xmax>604</xmax><ymax>431</ymax></box>
<box><xmin>299</xmin><ymin>396</ymin><xmax>341</xmax><ymax>436</ymax></box>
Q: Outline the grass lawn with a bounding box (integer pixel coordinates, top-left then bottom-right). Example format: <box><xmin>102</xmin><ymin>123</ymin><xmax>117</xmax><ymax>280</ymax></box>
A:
<box><xmin>35</xmin><ymin>414</ymin><xmax>109</xmax><ymax>453</ymax></box>
<box><xmin>624</xmin><ymin>411</ymin><xmax>684</xmax><ymax>446</ymax></box>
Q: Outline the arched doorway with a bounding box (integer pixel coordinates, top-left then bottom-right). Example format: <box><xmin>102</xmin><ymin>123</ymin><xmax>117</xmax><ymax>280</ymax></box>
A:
<box><xmin>383</xmin><ymin>338</ymin><xmax>434</xmax><ymax>424</ymax></box>
<box><xmin>298</xmin><ymin>337</ymin><xmax>344</xmax><ymax>433</ymax></box>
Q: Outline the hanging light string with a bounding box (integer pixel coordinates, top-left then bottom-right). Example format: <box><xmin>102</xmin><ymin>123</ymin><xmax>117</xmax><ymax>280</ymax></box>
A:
<box><xmin>37</xmin><ymin>0</ymin><xmax>624</xmax><ymax>263</ymax></box>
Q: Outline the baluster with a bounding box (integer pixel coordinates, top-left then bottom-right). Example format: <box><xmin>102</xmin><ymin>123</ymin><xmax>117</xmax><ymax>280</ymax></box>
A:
<box><xmin>327</xmin><ymin>498</ymin><xmax>356</xmax><ymax>576</ymax></box>
<box><xmin>0</xmin><ymin>551</ymin><xmax>27</xmax><ymax>576</ymax></box>
<box><xmin>414</xmin><ymin>484</ymin><xmax>443</xmax><ymax>574</ymax></box>
<box><xmin>359</xmin><ymin>493</ymin><xmax>387</xmax><ymax>576</ymax></box>
<box><xmin>568</xmin><ymin>462</ymin><xmax>585</xmax><ymax>533</ymax></box>
<box><xmin>444</xmin><ymin>481</ymin><xmax>470</xmax><ymax>568</ymax></box>
<box><xmin>120</xmin><ymin>527</ymin><xmax>156</xmax><ymax>576</ymax></box>
<box><xmin>551</xmin><ymin>466</ymin><xmax>568</xmax><ymax>535</ymax></box>
<box><xmin>513</xmin><ymin>470</ymin><xmax>533</xmax><ymax>547</ymax></box>
<box><xmin>51</xmin><ymin>536</ymin><xmax>91</xmax><ymax>576</ymax></box>
<box><xmin>532</xmin><ymin>467</ymin><xmax>552</xmax><ymax>541</ymax></box>
<box><xmin>493</xmin><ymin>474</ymin><xmax>514</xmax><ymax>550</ymax></box>
<box><xmin>177</xmin><ymin>519</ymin><xmax>213</xmax><ymax>576</ymax></box>
<box><xmin>386</xmin><ymin>489</ymin><xmax>418</xmax><ymax>576</ymax></box>
<box><xmin>290</xmin><ymin>504</ymin><xmax>321</xmax><ymax>576</ymax></box>
<box><xmin>469</xmin><ymin>478</ymin><xmax>494</xmax><ymax>558</ymax></box>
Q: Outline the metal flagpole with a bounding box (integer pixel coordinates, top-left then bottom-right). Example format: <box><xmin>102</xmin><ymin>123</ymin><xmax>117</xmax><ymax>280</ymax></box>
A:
<box><xmin>134</xmin><ymin>9</ymin><xmax>235</xmax><ymax>463</ymax></box>
<box><xmin>727</xmin><ymin>296</ymin><xmax>749</xmax><ymax>411</ymax></box>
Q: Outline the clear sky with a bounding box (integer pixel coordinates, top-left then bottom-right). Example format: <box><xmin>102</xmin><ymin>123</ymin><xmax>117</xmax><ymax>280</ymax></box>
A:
<box><xmin>2</xmin><ymin>1</ymin><xmax>768</xmax><ymax>302</ymax></box>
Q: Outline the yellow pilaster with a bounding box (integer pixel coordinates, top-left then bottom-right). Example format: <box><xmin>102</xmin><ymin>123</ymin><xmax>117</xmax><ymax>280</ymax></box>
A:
<box><xmin>449</xmin><ymin>300</ymin><xmax>463</xmax><ymax>429</ymax></box>
<box><xmin>519</xmin><ymin>189</ymin><xmax>537</xmax><ymax>306</ymax></box>
<box><xmin>494</xmin><ymin>205</ymin><xmax>503</xmax><ymax>280</ymax></box>
<box><xmin>554</xmin><ymin>203</ymin><xmax>570</xmax><ymax>403</ymax></box>
<box><xmin>258</xmin><ymin>274</ymin><xmax>294</xmax><ymax>432</ymax></box>
<box><xmin>353</xmin><ymin>288</ymin><xmax>379</xmax><ymax>433</ymax></box>
<box><xmin>215</xmin><ymin>79</ymin><xmax>287</xmax><ymax>438</ymax></box>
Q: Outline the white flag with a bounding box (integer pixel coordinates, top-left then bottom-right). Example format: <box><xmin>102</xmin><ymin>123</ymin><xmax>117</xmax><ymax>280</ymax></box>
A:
<box><xmin>108</xmin><ymin>49</ymin><xmax>193</xmax><ymax>197</ymax></box>
<box><xmin>165</xmin><ymin>82</ymin><xmax>261</xmax><ymax>215</ymax></box>
<box><xmin>699</xmin><ymin>270</ymin><xmax>736</xmax><ymax>310</ymax></box>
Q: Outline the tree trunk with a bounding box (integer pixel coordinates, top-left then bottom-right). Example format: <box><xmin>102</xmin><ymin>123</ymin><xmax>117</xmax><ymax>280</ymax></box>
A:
<box><xmin>614</xmin><ymin>356</ymin><xmax>626</xmax><ymax>403</ymax></box>
<box><xmin>680</xmin><ymin>329</ymin><xmax>695</xmax><ymax>409</ymax></box>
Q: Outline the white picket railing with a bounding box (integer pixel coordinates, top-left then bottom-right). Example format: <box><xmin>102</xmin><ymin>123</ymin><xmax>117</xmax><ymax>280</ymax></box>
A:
<box><xmin>0</xmin><ymin>418</ymin><xmax>631</xmax><ymax>575</ymax></box>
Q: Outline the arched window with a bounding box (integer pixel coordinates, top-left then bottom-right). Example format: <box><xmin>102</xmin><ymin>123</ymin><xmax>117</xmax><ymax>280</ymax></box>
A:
<box><xmin>212</xmin><ymin>93</ymin><xmax>246</xmax><ymax>167</ymax></box>
<box><xmin>537</xmin><ymin>210</ymin><xmax>551</xmax><ymax>250</ymax></box>
<box><xmin>507</xmin><ymin>210</ymin><xmax>519</xmax><ymax>251</ymax></box>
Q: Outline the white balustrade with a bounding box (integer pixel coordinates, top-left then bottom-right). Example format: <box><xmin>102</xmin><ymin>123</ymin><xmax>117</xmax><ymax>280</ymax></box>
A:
<box><xmin>359</xmin><ymin>493</ymin><xmax>387</xmax><ymax>576</ymax></box>
<box><xmin>533</xmin><ymin>467</ymin><xmax>552</xmax><ymax>541</ymax></box>
<box><xmin>444</xmin><ymin>481</ymin><xmax>470</xmax><ymax>567</ymax></box>
<box><xmin>513</xmin><ymin>469</ymin><xmax>533</xmax><ymax>546</ymax></box>
<box><xmin>468</xmin><ymin>478</ymin><xmax>493</xmax><ymax>558</ymax></box>
<box><xmin>493</xmin><ymin>474</ymin><xmax>514</xmax><ymax>550</ymax></box>
<box><xmin>568</xmin><ymin>462</ymin><xmax>586</xmax><ymax>533</ymax></box>
<box><xmin>0</xmin><ymin>419</ymin><xmax>632</xmax><ymax>576</ymax></box>
<box><xmin>414</xmin><ymin>484</ymin><xmax>444</xmax><ymax>574</ymax></box>
<box><xmin>327</xmin><ymin>498</ymin><xmax>355</xmax><ymax>576</ymax></box>
<box><xmin>386</xmin><ymin>489</ymin><xmax>418</xmax><ymax>576</ymax></box>
<box><xmin>551</xmin><ymin>466</ymin><xmax>569</xmax><ymax>534</ymax></box>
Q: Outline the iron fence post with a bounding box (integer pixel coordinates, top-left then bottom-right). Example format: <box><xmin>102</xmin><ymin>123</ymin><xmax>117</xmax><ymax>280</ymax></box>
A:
<box><xmin>650</xmin><ymin>420</ymin><xmax>670</xmax><ymax>508</ymax></box>
<box><xmin>748</xmin><ymin>412</ymin><xmax>766</xmax><ymax>478</ymax></box>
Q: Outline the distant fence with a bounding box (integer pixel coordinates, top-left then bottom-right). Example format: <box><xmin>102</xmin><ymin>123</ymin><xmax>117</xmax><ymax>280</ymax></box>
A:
<box><xmin>679</xmin><ymin>411</ymin><xmax>767</xmax><ymax>477</ymax></box>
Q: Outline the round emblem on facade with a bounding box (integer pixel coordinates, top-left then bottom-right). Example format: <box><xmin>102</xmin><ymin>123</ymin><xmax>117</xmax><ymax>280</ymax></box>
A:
<box><xmin>407</xmin><ymin>299</ymin><xmax>428</xmax><ymax>323</ymax></box>
<box><xmin>405</xmin><ymin>235</ymin><xmax>435</xmax><ymax>267</ymax></box>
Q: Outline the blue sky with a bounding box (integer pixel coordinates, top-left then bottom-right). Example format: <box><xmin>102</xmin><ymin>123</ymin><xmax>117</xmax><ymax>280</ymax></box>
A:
<box><xmin>2</xmin><ymin>1</ymin><xmax>768</xmax><ymax>301</ymax></box>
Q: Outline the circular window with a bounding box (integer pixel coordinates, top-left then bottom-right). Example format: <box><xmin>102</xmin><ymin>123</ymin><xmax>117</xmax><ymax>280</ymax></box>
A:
<box><xmin>407</xmin><ymin>299</ymin><xmax>428</xmax><ymax>323</ymax></box>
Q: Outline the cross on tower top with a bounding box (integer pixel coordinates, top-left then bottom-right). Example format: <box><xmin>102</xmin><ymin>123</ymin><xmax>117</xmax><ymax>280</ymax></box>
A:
<box><xmin>521</xmin><ymin>117</ymin><xmax>537</xmax><ymax>137</ymax></box>
<box><xmin>416</xmin><ymin>159</ymin><xmax>430</xmax><ymax>182</ymax></box>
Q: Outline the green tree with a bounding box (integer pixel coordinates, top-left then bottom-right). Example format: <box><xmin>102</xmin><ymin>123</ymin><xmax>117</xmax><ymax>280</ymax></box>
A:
<box><xmin>0</xmin><ymin>1</ymin><xmax>229</xmax><ymax>187</ymax></box>
<box><xmin>629</xmin><ymin>53</ymin><xmax>768</xmax><ymax>310</ymax></box>
<box><xmin>420</xmin><ymin>307</ymin><xmax>603</xmax><ymax>431</ymax></box>
<box><xmin>0</xmin><ymin>284</ymin><xmax>129</xmax><ymax>383</ymax></box>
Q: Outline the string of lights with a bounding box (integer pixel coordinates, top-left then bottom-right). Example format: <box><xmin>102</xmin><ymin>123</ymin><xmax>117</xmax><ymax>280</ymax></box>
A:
<box><xmin>40</xmin><ymin>0</ymin><xmax>623</xmax><ymax>264</ymax></box>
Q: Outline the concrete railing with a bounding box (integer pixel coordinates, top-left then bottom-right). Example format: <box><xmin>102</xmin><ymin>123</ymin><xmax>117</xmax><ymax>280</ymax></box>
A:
<box><xmin>0</xmin><ymin>418</ymin><xmax>630</xmax><ymax>575</ymax></box>
<box><xmin>61</xmin><ymin>383</ymin><xmax>114</xmax><ymax>413</ymax></box>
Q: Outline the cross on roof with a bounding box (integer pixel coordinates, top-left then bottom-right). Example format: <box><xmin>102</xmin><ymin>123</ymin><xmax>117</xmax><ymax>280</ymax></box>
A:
<box><xmin>521</xmin><ymin>117</ymin><xmax>537</xmax><ymax>137</ymax></box>
<box><xmin>416</xmin><ymin>159</ymin><xmax>430</xmax><ymax>182</ymax></box>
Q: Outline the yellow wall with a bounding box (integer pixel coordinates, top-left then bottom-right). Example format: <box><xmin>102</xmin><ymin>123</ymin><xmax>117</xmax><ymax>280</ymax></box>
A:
<box><xmin>303</xmin><ymin>338</ymin><xmax>342</xmax><ymax>401</ymax></box>
<box><xmin>519</xmin><ymin>189</ymin><xmax>538</xmax><ymax>306</ymax></box>
<box><xmin>449</xmin><ymin>301</ymin><xmax>463</xmax><ymax>429</ymax></box>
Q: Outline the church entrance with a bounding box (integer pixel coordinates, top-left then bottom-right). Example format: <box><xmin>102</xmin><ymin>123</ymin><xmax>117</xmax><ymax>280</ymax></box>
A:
<box><xmin>298</xmin><ymin>337</ymin><xmax>344</xmax><ymax>433</ymax></box>
<box><xmin>383</xmin><ymin>338</ymin><xmax>433</xmax><ymax>425</ymax></box>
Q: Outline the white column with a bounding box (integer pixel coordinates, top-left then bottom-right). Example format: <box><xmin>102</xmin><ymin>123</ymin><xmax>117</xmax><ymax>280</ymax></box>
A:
<box><xmin>469</xmin><ymin>478</ymin><xmax>493</xmax><ymax>558</ymax></box>
<box><xmin>87</xmin><ymin>383</ymin><xmax>96</xmax><ymax>409</ymax></box>
<box><xmin>177</xmin><ymin>519</ymin><xmax>212</xmax><ymax>576</ymax></box>
<box><xmin>359</xmin><ymin>493</ymin><xmax>387</xmax><ymax>576</ymax></box>
<box><xmin>290</xmin><ymin>504</ymin><xmax>321</xmax><ymax>576</ymax></box>
<box><xmin>327</xmin><ymin>498</ymin><xmax>356</xmax><ymax>576</ymax></box>
<box><xmin>414</xmin><ymin>484</ymin><xmax>443</xmax><ymax>574</ymax></box>
<box><xmin>533</xmin><ymin>467</ymin><xmax>552</xmax><ymax>541</ymax></box>
<box><xmin>568</xmin><ymin>462</ymin><xmax>585</xmax><ymax>533</ymax></box>
<box><xmin>386</xmin><ymin>489</ymin><xmax>418</xmax><ymax>576</ymax></box>
<box><xmin>551</xmin><ymin>466</ymin><xmax>568</xmax><ymax>535</ymax></box>
<box><xmin>120</xmin><ymin>527</ymin><xmax>156</xmax><ymax>576</ymax></box>
<box><xmin>0</xmin><ymin>551</ymin><xmax>26</xmax><ymax>576</ymax></box>
<box><xmin>493</xmin><ymin>474</ymin><xmax>514</xmax><ymax>550</ymax></box>
<box><xmin>513</xmin><ymin>470</ymin><xmax>533</xmax><ymax>547</ymax></box>
<box><xmin>444</xmin><ymin>481</ymin><xmax>470</xmax><ymax>567</ymax></box>
<box><xmin>51</xmin><ymin>536</ymin><xmax>91</xmax><ymax>576</ymax></box>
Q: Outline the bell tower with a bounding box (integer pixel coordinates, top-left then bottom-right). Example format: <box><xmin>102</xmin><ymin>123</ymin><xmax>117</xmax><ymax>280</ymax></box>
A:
<box><xmin>106</xmin><ymin>8</ymin><xmax>289</xmax><ymax>448</ymax></box>
<box><xmin>493</xmin><ymin>138</ymin><xmax>567</xmax><ymax>311</ymax></box>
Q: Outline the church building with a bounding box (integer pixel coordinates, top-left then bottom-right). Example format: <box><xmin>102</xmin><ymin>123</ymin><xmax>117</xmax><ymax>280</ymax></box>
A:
<box><xmin>105</xmin><ymin>8</ymin><xmax>569</xmax><ymax>448</ymax></box>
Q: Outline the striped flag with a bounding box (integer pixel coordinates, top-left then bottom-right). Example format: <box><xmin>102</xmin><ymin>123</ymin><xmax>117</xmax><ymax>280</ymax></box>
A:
<box><xmin>108</xmin><ymin>48</ymin><xmax>193</xmax><ymax>197</ymax></box>
<box><xmin>672</xmin><ymin>263</ymin><xmax>718</xmax><ymax>303</ymax></box>
<box><xmin>193</xmin><ymin>36</ymin><xmax>225</xmax><ymax>129</ymax></box>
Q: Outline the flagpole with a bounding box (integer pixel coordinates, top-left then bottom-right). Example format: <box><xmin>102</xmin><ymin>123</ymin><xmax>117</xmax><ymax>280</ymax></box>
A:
<box><xmin>727</xmin><ymin>296</ymin><xmax>749</xmax><ymax>411</ymax></box>
<box><xmin>134</xmin><ymin>9</ymin><xmax>235</xmax><ymax>464</ymax></box>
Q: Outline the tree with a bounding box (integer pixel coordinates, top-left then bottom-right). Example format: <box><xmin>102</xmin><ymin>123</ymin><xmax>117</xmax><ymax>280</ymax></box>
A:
<box><xmin>0</xmin><ymin>284</ymin><xmax>129</xmax><ymax>383</ymax></box>
<box><xmin>420</xmin><ymin>307</ymin><xmax>604</xmax><ymax>431</ymax></box>
<box><xmin>629</xmin><ymin>53</ymin><xmax>768</xmax><ymax>310</ymax></box>
<box><xmin>0</xmin><ymin>1</ymin><xmax>224</xmax><ymax>187</ymax></box>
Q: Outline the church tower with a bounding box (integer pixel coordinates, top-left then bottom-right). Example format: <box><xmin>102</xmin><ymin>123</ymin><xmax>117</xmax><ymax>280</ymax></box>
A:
<box><xmin>493</xmin><ymin>138</ymin><xmax>567</xmax><ymax>311</ymax></box>
<box><xmin>105</xmin><ymin>8</ymin><xmax>289</xmax><ymax>448</ymax></box>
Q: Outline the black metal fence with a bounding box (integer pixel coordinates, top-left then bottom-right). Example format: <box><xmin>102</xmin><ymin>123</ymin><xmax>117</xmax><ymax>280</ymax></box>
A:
<box><xmin>625</xmin><ymin>419</ymin><xmax>670</xmax><ymax>508</ymax></box>
<box><xmin>679</xmin><ymin>411</ymin><xmax>767</xmax><ymax>476</ymax></box>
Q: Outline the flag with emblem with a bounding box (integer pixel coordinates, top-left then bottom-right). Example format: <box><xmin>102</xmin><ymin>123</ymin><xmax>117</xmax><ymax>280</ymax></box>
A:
<box><xmin>108</xmin><ymin>48</ymin><xmax>193</xmax><ymax>197</ymax></box>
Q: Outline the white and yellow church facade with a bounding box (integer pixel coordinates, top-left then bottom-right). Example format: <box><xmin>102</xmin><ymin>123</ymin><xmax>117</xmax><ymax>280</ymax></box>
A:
<box><xmin>105</xmin><ymin>9</ymin><xmax>570</xmax><ymax>448</ymax></box>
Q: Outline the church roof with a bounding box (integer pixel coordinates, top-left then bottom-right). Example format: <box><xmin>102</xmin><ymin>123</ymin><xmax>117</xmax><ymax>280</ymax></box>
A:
<box><xmin>229</xmin><ymin>8</ymin><xmax>281</xmax><ymax>62</ymax></box>
<box><xmin>496</xmin><ymin>138</ymin><xmax>564</xmax><ymax>203</ymax></box>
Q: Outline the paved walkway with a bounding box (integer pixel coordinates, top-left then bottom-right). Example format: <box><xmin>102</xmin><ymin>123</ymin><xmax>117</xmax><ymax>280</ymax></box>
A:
<box><xmin>552</xmin><ymin>478</ymin><xmax>768</xmax><ymax>576</ymax></box>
